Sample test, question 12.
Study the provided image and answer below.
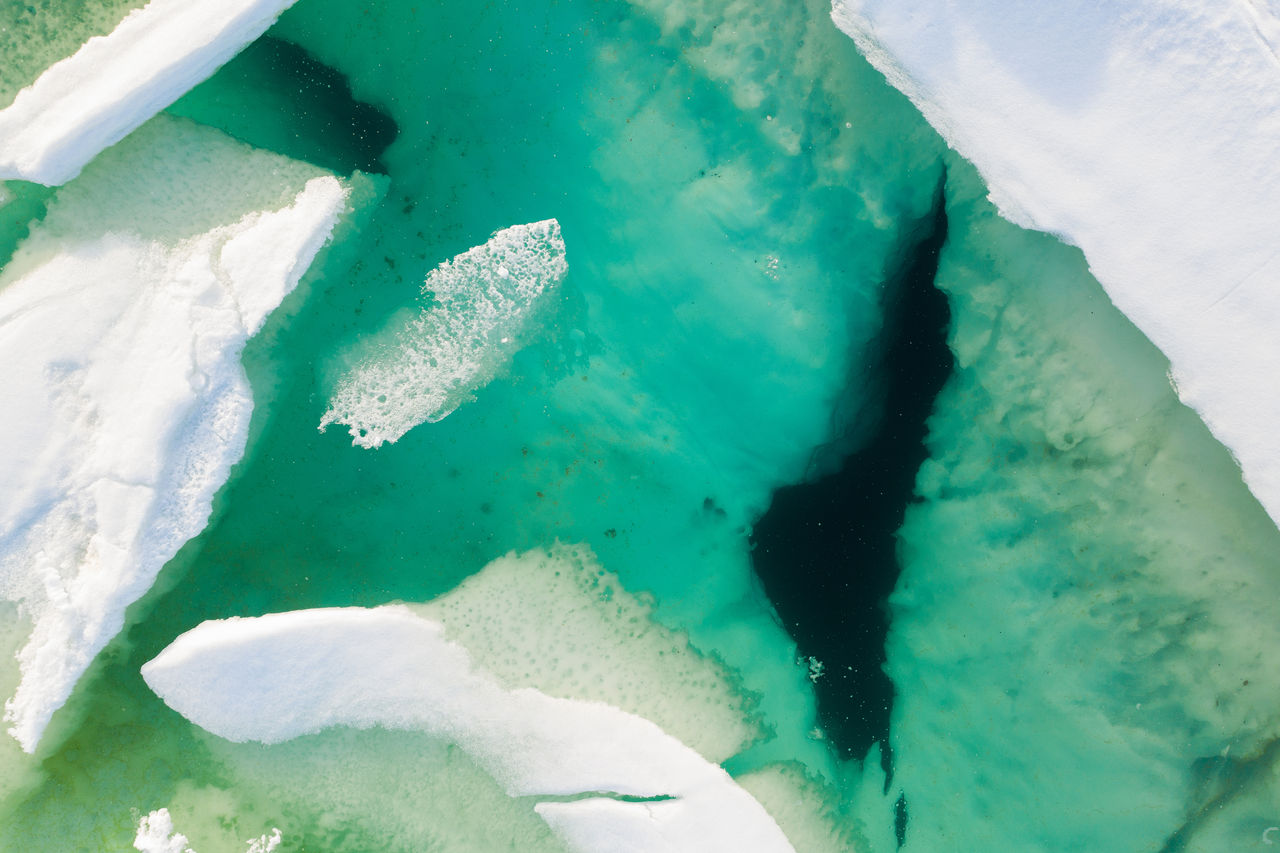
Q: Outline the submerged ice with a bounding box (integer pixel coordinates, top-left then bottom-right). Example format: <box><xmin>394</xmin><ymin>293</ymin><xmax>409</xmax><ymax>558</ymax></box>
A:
<box><xmin>142</xmin><ymin>547</ymin><xmax>796</xmax><ymax>852</ymax></box>
<box><xmin>3</xmin><ymin>0</ymin><xmax>1279</xmax><ymax>848</ymax></box>
<box><xmin>831</xmin><ymin>0</ymin><xmax>1280</xmax><ymax>529</ymax></box>
<box><xmin>320</xmin><ymin>219</ymin><xmax>567</xmax><ymax>448</ymax></box>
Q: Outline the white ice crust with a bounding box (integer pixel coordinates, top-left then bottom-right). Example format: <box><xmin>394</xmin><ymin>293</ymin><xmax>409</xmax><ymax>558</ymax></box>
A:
<box><xmin>141</xmin><ymin>606</ymin><xmax>794</xmax><ymax>853</ymax></box>
<box><xmin>320</xmin><ymin>219</ymin><xmax>567</xmax><ymax>448</ymax></box>
<box><xmin>0</xmin><ymin>128</ymin><xmax>345</xmax><ymax>752</ymax></box>
<box><xmin>0</xmin><ymin>0</ymin><xmax>299</xmax><ymax>186</ymax></box>
<box><xmin>832</xmin><ymin>0</ymin><xmax>1280</xmax><ymax>527</ymax></box>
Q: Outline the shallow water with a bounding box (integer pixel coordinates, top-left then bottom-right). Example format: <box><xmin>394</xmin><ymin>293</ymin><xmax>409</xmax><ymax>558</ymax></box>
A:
<box><xmin>1</xmin><ymin>0</ymin><xmax>1278</xmax><ymax>850</ymax></box>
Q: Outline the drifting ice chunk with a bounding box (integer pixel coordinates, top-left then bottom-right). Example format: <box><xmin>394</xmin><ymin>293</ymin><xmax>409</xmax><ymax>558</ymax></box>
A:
<box><xmin>141</xmin><ymin>605</ymin><xmax>794</xmax><ymax>852</ymax></box>
<box><xmin>0</xmin><ymin>116</ymin><xmax>347</xmax><ymax>752</ymax></box>
<box><xmin>320</xmin><ymin>219</ymin><xmax>567</xmax><ymax>448</ymax></box>
<box><xmin>0</xmin><ymin>0</ymin><xmax>300</xmax><ymax>186</ymax></box>
<box><xmin>832</xmin><ymin>0</ymin><xmax>1280</xmax><ymax>527</ymax></box>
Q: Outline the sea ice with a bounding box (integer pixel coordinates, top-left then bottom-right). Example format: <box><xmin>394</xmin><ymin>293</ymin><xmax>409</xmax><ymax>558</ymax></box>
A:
<box><xmin>0</xmin><ymin>116</ymin><xmax>348</xmax><ymax>752</ymax></box>
<box><xmin>0</xmin><ymin>0</ymin><xmax>299</xmax><ymax>186</ymax></box>
<box><xmin>416</xmin><ymin>545</ymin><xmax>762</xmax><ymax>764</ymax></box>
<box><xmin>142</xmin><ymin>603</ymin><xmax>795</xmax><ymax>852</ymax></box>
<box><xmin>832</xmin><ymin>0</ymin><xmax>1280</xmax><ymax>527</ymax></box>
<box><xmin>879</xmin><ymin>161</ymin><xmax>1280</xmax><ymax>851</ymax></box>
<box><xmin>320</xmin><ymin>219</ymin><xmax>567</xmax><ymax>448</ymax></box>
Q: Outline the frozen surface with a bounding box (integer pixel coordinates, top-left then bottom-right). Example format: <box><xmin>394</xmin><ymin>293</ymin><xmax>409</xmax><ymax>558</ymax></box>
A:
<box><xmin>142</xmin><ymin>604</ymin><xmax>795</xmax><ymax>852</ymax></box>
<box><xmin>0</xmin><ymin>0</ymin><xmax>299</xmax><ymax>186</ymax></box>
<box><xmin>0</xmin><ymin>117</ymin><xmax>345</xmax><ymax>752</ymax></box>
<box><xmin>832</xmin><ymin>0</ymin><xmax>1280</xmax><ymax>526</ymax></box>
<box><xmin>320</xmin><ymin>219</ymin><xmax>567</xmax><ymax>448</ymax></box>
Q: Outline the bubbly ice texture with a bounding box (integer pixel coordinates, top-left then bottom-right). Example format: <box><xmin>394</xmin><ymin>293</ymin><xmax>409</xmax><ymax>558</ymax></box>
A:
<box><xmin>832</xmin><ymin>0</ymin><xmax>1280</xmax><ymax>528</ymax></box>
<box><xmin>0</xmin><ymin>116</ymin><xmax>347</xmax><ymax>752</ymax></box>
<box><xmin>416</xmin><ymin>544</ymin><xmax>762</xmax><ymax>765</ymax></box>
<box><xmin>141</xmin><ymin>604</ymin><xmax>796</xmax><ymax>852</ymax></box>
<box><xmin>320</xmin><ymin>219</ymin><xmax>567</xmax><ymax>448</ymax></box>
<box><xmin>0</xmin><ymin>0</ymin><xmax>299</xmax><ymax>186</ymax></box>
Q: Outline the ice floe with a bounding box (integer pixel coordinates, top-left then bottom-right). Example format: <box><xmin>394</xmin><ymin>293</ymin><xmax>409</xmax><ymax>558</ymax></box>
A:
<box><xmin>320</xmin><ymin>218</ymin><xmax>567</xmax><ymax>448</ymax></box>
<box><xmin>142</xmin><ymin>603</ymin><xmax>795</xmax><ymax>852</ymax></box>
<box><xmin>0</xmin><ymin>116</ymin><xmax>347</xmax><ymax>752</ymax></box>
<box><xmin>0</xmin><ymin>0</ymin><xmax>299</xmax><ymax>186</ymax></box>
<box><xmin>832</xmin><ymin>0</ymin><xmax>1280</xmax><ymax>527</ymax></box>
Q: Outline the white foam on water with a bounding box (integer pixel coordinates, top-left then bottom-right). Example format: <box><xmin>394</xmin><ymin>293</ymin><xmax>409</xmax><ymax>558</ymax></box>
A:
<box><xmin>832</xmin><ymin>0</ymin><xmax>1280</xmax><ymax>528</ymax></box>
<box><xmin>319</xmin><ymin>218</ymin><xmax>567</xmax><ymax>448</ymax></box>
<box><xmin>141</xmin><ymin>605</ymin><xmax>795</xmax><ymax>852</ymax></box>
<box><xmin>0</xmin><ymin>116</ymin><xmax>347</xmax><ymax>752</ymax></box>
<box><xmin>0</xmin><ymin>0</ymin><xmax>300</xmax><ymax>186</ymax></box>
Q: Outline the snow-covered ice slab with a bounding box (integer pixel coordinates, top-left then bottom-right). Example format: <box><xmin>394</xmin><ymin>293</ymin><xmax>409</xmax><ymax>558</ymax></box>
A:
<box><xmin>320</xmin><ymin>219</ymin><xmax>567</xmax><ymax>448</ymax></box>
<box><xmin>0</xmin><ymin>0</ymin><xmax>299</xmax><ymax>186</ymax></box>
<box><xmin>832</xmin><ymin>0</ymin><xmax>1280</xmax><ymax>526</ymax></box>
<box><xmin>0</xmin><ymin>116</ymin><xmax>347</xmax><ymax>752</ymax></box>
<box><xmin>142</xmin><ymin>605</ymin><xmax>795</xmax><ymax>853</ymax></box>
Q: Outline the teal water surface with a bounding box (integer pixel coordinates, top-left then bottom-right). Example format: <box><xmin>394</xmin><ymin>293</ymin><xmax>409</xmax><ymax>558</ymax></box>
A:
<box><xmin>1</xmin><ymin>0</ymin><xmax>1278</xmax><ymax>850</ymax></box>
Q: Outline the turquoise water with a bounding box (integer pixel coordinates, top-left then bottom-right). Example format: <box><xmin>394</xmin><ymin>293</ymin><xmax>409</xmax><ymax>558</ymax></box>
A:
<box><xmin>1</xmin><ymin>0</ymin><xmax>1278</xmax><ymax>850</ymax></box>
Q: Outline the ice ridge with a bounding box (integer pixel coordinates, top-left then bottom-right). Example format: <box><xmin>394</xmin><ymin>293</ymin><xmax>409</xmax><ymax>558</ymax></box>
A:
<box><xmin>0</xmin><ymin>0</ymin><xmax>300</xmax><ymax>186</ymax></box>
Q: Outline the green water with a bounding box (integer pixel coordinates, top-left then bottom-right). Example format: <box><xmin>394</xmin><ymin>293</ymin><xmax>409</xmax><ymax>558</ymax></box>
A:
<box><xmin>0</xmin><ymin>0</ymin><xmax>144</xmax><ymax>109</ymax></box>
<box><xmin>1</xmin><ymin>0</ymin><xmax>1278</xmax><ymax>850</ymax></box>
<box><xmin>887</xmin><ymin>157</ymin><xmax>1280</xmax><ymax>852</ymax></box>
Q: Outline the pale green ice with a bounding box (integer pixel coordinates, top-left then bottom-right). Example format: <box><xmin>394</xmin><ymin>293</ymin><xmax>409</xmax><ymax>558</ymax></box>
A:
<box><xmin>0</xmin><ymin>0</ymin><xmax>1278</xmax><ymax>850</ymax></box>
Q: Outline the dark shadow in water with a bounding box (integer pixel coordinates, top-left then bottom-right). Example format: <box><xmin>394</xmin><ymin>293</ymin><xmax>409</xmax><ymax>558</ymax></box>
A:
<box><xmin>170</xmin><ymin>36</ymin><xmax>399</xmax><ymax>175</ymax></box>
<box><xmin>750</xmin><ymin>176</ymin><xmax>952</xmax><ymax>788</ymax></box>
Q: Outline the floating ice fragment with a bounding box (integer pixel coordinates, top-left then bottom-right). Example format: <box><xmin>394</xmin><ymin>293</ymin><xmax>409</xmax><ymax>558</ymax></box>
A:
<box><xmin>320</xmin><ymin>219</ymin><xmax>567</xmax><ymax>448</ymax></box>
<box><xmin>0</xmin><ymin>116</ymin><xmax>349</xmax><ymax>752</ymax></box>
<box><xmin>832</xmin><ymin>0</ymin><xmax>1280</xmax><ymax>527</ymax></box>
<box><xmin>0</xmin><ymin>0</ymin><xmax>300</xmax><ymax>186</ymax></box>
<box><xmin>141</xmin><ymin>603</ymin><xmax>794</xmax><ymax>852</ymax></box>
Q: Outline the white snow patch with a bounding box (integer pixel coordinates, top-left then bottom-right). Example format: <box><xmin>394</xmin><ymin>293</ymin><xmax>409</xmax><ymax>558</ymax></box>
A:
<box><xmin>141</xmin><ymin>605</ymin><xmax>794</xmax><ymax>852</ymax></box>
<box><xmin>832</xmin><ymin>0</ymin><xmax>1280</xmax><ymax>527</ymax></box>
<box><xmin>134</xmin><ymin>808</ymin><xmax>281</xmax><ymax>853</ymax></box>
<box><xmin>0</xmin><ymin>0</ymin><xmax>299</xmax><ymax>186</ymax></box>
<box><xmin>320</xmin><ymin>218</ymin><xmax>567</xmax><ymax>448</ymax></box>
<box><xmin>245</xmin><ymin>828</ymin><xmax>282</xmax><ymax>853</ymax></box>
<box><xmin>134</xmin><ymin>809</ymin><xmax>194</xmax><ymax>853</ymax></box>
<box><xmin>0</xmin><ymin>118</ymin><xmax>346</xmax><ymax>752</ymax></box>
